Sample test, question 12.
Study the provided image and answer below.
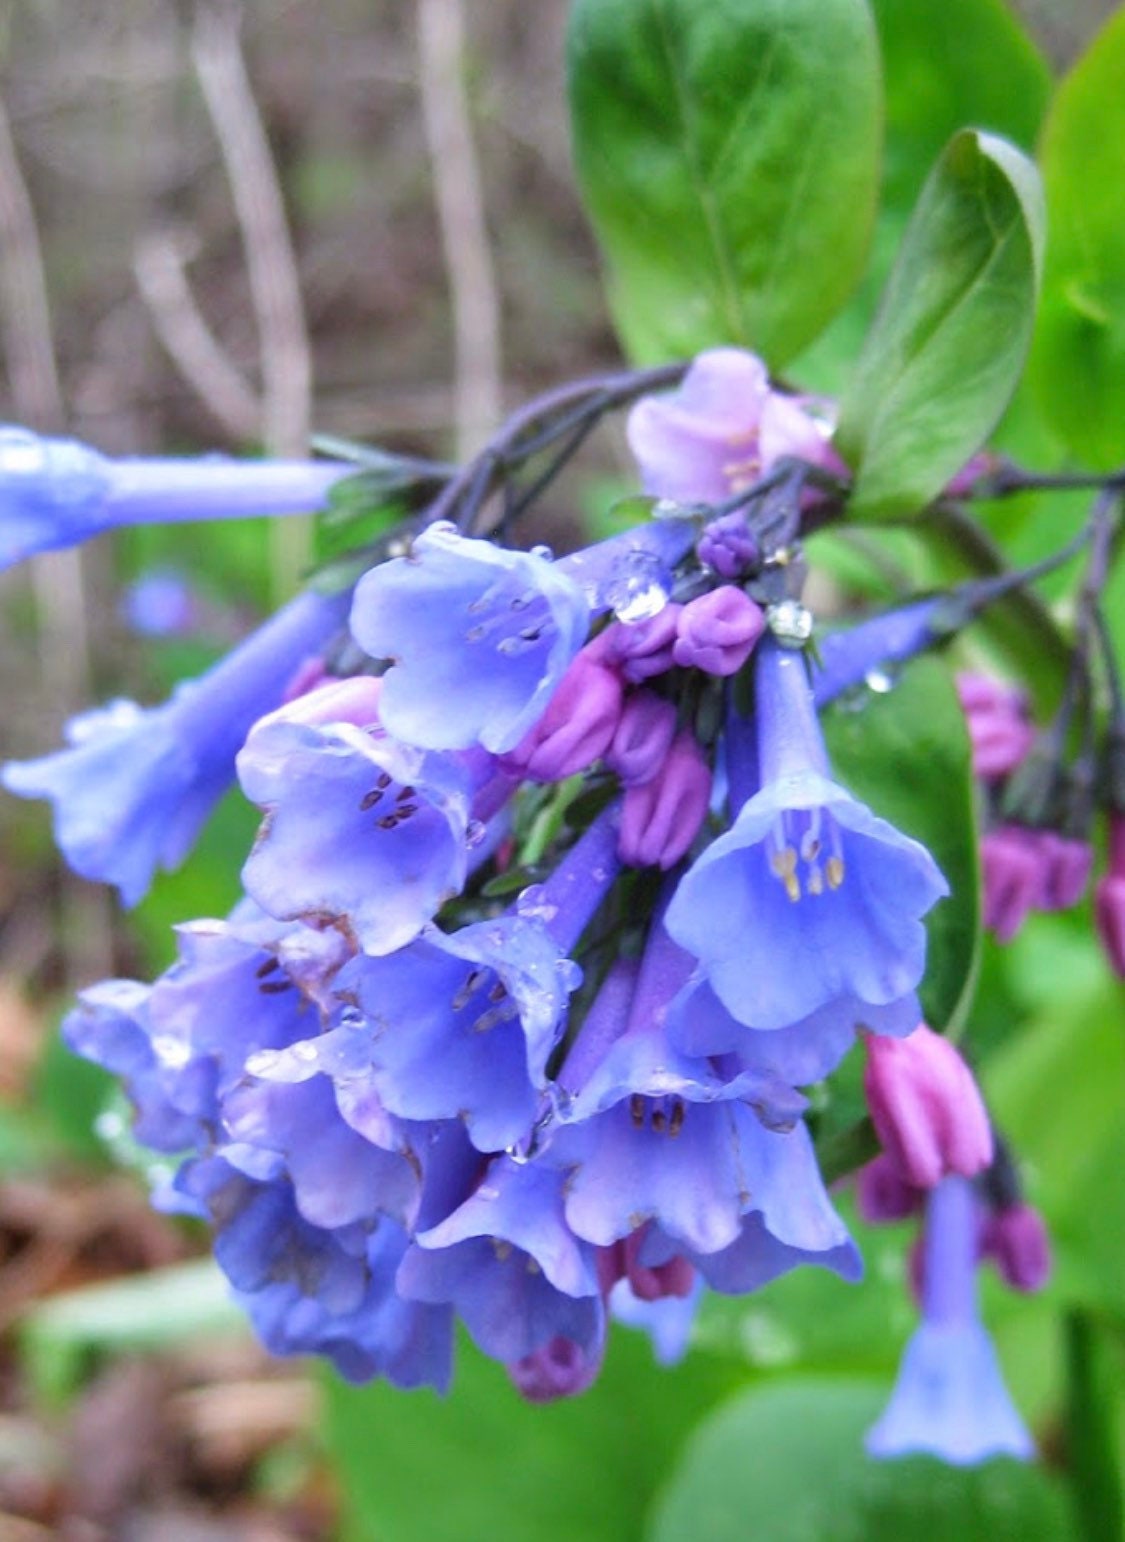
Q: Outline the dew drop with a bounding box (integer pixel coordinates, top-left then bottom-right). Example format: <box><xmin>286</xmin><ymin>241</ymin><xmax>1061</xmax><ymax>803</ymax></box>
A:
<box><xmin>428</xmin><ymin>519</ymin><xmax>458</xmax><ymax>538</ymax></box>
<box><xmin>95</xmin><ymin>1110</ymin><xmax>125</xmax><ymax>1140</ymax></box>
<box><xmin>864</xmin><ymin>666</ymin><xmax>896</xmax><ymax>694</ymax></box>
<box><xmin>767</xmin><ymin>599</ymin><xmax>813</xmax><ymax>645</ymax></box>
<box><xmin>530</xmin><ymin>544</ymin><xmax>554</xmax><ymax>562</ymax></box>
<box><xmin>466</xmin><ymin>818</ymin><xmax>487</xmax><ymax>848</ymax></box>
<box><xmin>244</xmin><ymin>1049</ymin><xmax>279</xmax><ymax>1077</ymax></box>
<box><xmin>150</xmin><ymin>1033</ymin><xmax>191</xmax><ymax>1070</ymax></box>
<box><xmin>606</xmin><ymin>558</ymin><xmax>672</xmax><ymax>625</ymax></box>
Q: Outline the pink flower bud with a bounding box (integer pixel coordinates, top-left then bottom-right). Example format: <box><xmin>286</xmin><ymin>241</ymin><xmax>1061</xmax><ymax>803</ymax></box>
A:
<box><xmin>618</xmin><ymin>730</ymin><xmax>711</xmax><ymax>870</ymax></box>
<box><xmin>1036</xmin><ymin>831</ymin><xmax>1092</xmax><ymax>911</ymax></box>
<box><xmin>594</xmin><ymin>604</ymin><xmax>683</xmax><ymax>683</ymax></box>
<box><xmin>596</xmin><ymin>1229</ymin><xmax>695</xmax><ymax>1303</ymax></box>
<box><xmin>955</xmin><ymin>672</ymin><xmax>1034</xmax><ymax>781</ymax></box>
<box><xmin>505</xmin><ymin>650</ymin><xmax>624</xmax><ymax>782</ymax></box>
<box><xmin>606</xmin><ymin>690</ymin><xmax>678</xmax><ymax>787</ymax></box>
<box><xmin>864</xmin><ymin>1025</ymin><xmax>993</xmax><ymax>1191</ymax></box>
<box><xmin>507</xmin><ymin>1335</ymin><xmax>604</xmax><ymax>1403</ymax></box>
<box><xmin>980</xmin><ymin>1203</ymin><xmax>1051</xmax><ymax>1293</ymax></box>
<box><xmin>856</xmin><ymin>1154</ymin><xmax>925</xmax><ymax>1226</ymax></box>
<box><xmin>981</xmin><ymin>825</ymin><xmax>1047</xmax><ymax>943</ymax></box>
<box><xmin>672</xmin><ymin>586</ymin><xmax>765</xmax><ymax>676</ymax></box>
<box><xmin>254</xmin><ymin>675</ymin><xmax>383</xmax><ymax>732</ymax></box>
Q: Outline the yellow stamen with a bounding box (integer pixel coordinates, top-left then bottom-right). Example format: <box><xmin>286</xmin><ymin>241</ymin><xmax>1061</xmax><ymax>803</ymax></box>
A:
<box><xmin>826</xmin><ymin>856</ymin><xmax>845</xmax><ymax>889</ymax></box>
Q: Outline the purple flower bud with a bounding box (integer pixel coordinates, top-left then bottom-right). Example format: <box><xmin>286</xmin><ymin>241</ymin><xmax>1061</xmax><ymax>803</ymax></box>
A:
<box><xmin>955</xmin><ymin>672</ymin><xmax>1034</xmax><ymax>781</ymax></box>
<box><xmin>619</xmin><ymin>730</ymin><xmax>711</xmax><ymax>869</ymax></box>
<box><xmin>980</xmin><ymin>1203</ymin><xmax>1051</xmax><ymax>1293</ymax></box>
<box><xmin>1095</xmin><ymin>813</ymin><xmax>1125</xmax><ymax>977</ymax></box>
<box><xmin>863</xmin><ymin>1025</ymin><xmax>992</xmax><ymax>1191</ymax></box>
<box><xmin>981</xmin><ymin>825</ymin><xmax>1047</xmax><ymax>943</ymax></box>
<box><xmin>672</xmin><ymin>586</ymin><xmax>765</xmax><ymax>677</ymax></box>
<box><xmin>594</xmin><ymin>604</ymin><xmax>682</xmax><ymax>683</ymax></box>
<box><xmin>855</xmin><ymin>1154</ymin><xmax>924</xmax><ymax>1225</ymax></box>
<box><xmin>605</xmin><ymin>691</ymin><xmax>677</xmax><ymax>787</ymax></box>
<box><xmin>697</xmin><ymin>512</ymin><xmax>760</xmax><ymax>579</ymax></box>
<box><xmin>507</xmin><ymin>1334</ymin><xmax>605</xmax><ymax>1403</ymax></box>
<box><xmin>505</xmin><ymin>649</ymin><xmax>624</xmax><ymax>782</ymax></box>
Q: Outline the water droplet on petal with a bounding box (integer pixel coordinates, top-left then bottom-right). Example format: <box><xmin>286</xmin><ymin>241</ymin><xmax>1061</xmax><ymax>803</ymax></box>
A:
<box><xmin>515</xmin><ymin>885</ymin><xmax>558</xmax><ymax>924</ymax></box>
<box><xmin>293</xmin><ymin>1040</ymin><xmax>319</xmax><ymax>1062</ymax></box>
<box><xmin>558</xmin><ymin>959</ymin><xmax>583</xmax><ymax>993</ymax></box>
<box><xmin>466</xmin><ymin>818</ymin><xmax>487</xmax><ymax>848</ymax></box>
<box><xmin>0</xmin><ymin>428</ymin><xmax>45</xmax><ymax>473</ymax></box>
<box><xmin>245</xmin><ymin>1049</ymin><xmax>280</xmax><ymax>1077</ymax></box>
<box><xmin>864</xmin><ymin>666</ymin><xmax>895</xmax><ymax>694</ymax></box>
<box><xmin>530</xmin><ymin>544</ymin><xmax>554</xmax><ymax>562</ymax></box>
<box><xmin>428</xmin><ymin>519</ymin><xmax>458</xmax><ymax>538</ymax></box>
<box><xmin>651</xmin><ymin>497</ymin><xmax>688</xmax><ymax>520</ymax></box>
<box><xmin>151</xmin><ymin>1033</ymin><xmax>191</xmax><ymax>1070</ymax></box>
<box><xmin>767</xmin><ymin>599</ymin><xmax>813</xmax><ymax>645</ymax></box>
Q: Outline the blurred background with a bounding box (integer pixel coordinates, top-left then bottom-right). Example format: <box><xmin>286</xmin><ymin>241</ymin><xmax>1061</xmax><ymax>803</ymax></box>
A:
<box><xmin>0</xmin><ymin>2</ymin><xmax>1120</xmax><ymax>1539</ymax></box>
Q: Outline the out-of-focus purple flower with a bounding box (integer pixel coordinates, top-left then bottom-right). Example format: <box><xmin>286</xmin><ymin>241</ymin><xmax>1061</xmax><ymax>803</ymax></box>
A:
<box><xmin>120</xmin><ymin>570</ymin><xmax>200</xmax><ymax>638</ymax></box>
<box><xmin>864</xmin><ymin>1025</ymin><xmax>992</xmax><ymax>1191</ymax></box>
<box><xmin>672</xmin><ymin>586</ymin><xmax>765</xmax><ymax>676</ymax></box>
<box><xmin>980</xmin><ymin>1203</ymin><xmax>1052</xmax><ymax>1294</ymax></box>
<box><xmin>237</xmin><ymin>691</ymin><xmax>478</xmax><ymax>957</ymax></box>
<box><xmin>606</xmin><ymin>691</ymin><xmax>677</xmax><ymax>787</ymax></box>
<box><xmin>626</xmin><ymin>348</ymin><xmax>839</xmax><ymax>504</ymax></box>
<box><xmin>1095</xmin><ymin>812</ymin><xmax>1125</xmax><ymax>977</ymax></box>
<box><xmin>3</xmin><ymin>588</ymin><xmax>349</xmax><ymax>903</ymax></box>
<box><xmin>956</xmin><ymin>673</ymin><xmax>1034</xmax><ymax>781</ymax></box>
<box><xmin>666</xmin><ymin>642</ymin><xmax>947</xmax><ymax>1028</ymax></box>
<box><xmin>1036</xmin><ymin>830</ymin><xmax>1092</xmax><ymax>911</ymax></box>
<box><xmin>398</xmin><ymin>1158</ymin><xmax>603</xmax><ymax>1364</ymax></box>
<box><xmin>504</xmin><ymin>648</ymin><xmax>624</xmax><ymax>782</ymax></box>
<box><xmin>697</xmin><ymin>512</ymin><xmax>760</xmax><ymax>580</ymax></box>
<box><xmin>619</xmin><ymin>729</ymin><xmax>712</xmax><ymax>869</ymax></box>
<box><xmin>0</xmin><ymin>422</ymin><xmax>350</xmax><ymax>571</ymax></box>
<box><xmin>981</xmin><ymin>825</ymin><xmax>1046</xmax><ymax>942</ymax></box>
<box><xmin>855</xmin><ymin>1155</ymin><xmax>925</xmax><ymax>1225</ymax></box>
<box><xmin>867</xmin><ymin>1176</ymin><xmax>1034</xmax><ymax>1465</ymax></box>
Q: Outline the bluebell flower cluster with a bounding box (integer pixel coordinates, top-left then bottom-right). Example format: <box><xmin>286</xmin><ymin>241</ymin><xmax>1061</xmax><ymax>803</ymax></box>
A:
<box><xmin>4</xmin><ymin>355</ymin><xmax>986</xmax><ymax>1408</ymax></box>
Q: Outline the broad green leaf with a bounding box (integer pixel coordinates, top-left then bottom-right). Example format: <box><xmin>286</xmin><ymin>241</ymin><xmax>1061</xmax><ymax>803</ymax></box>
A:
<box><xmin>567</xmin><ymin>0</ymin><xmax>881</xmax><ymax>367</ymax></box>
<box><xmin>837</xmin><ymin>131</ymin><xmax>1045</xmax><ymax>521</ymax></box>
<box><xmin>1030</xmin><ymin>8</ymin><xmax>1125</xmax><ymax>468</ymax></box>
<box><xmin>798</xmin><ymin>0</ymin><xmax>1050</xmax><ymax>394</ymax></box>
<box><xmin>821</xmin><ymin>655</ymin><xmax>980</xmax><ymax>1032</ymax></box>
<box><xmin>325</xmin><ymin>1326</ymin><xmax>744</xmax><ymax>1542</ymax></box>
<box><xmin>649</xmin><ymin>1377</ymin><xmax>1071</xmax><ymax>1542</ymax></box>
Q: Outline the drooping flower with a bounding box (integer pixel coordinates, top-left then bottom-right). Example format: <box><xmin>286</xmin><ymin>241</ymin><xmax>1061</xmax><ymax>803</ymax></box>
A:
<box><xmin>665</xmin><ymin>640</ymin><xmax>948</xmax><ymax>1029</ymax></box>
<box><xmin>863</xmin><ymin>1025</ymin><xmax>993</xmax><ymax>1191</ymax></box>
<box><xmin>618</xmin><ymin>729</ymin><xmax>712</xmax><ymax>869</ymax></box>
<box><xmin>867</xmin><ymin>1176</ymin><xmax>1034</xmax><ymax>1465</ymax></box>
<box><xmin>3</xmin><ymin>588</ymin><xmax>350</xmax><ymax>903</ymax></box>
<box><xmin>350</xmin><ymin>519</ymin><xmax>695</xmax><ymax>755</ymax></box>
<box><xmin>504</xmin><ymin>647</ymin><xmax>625</xmax><ymax>782</ymax></box>
<box><xmin>979</xmin><ymin>1202</ymin><xmax>1052</xmax><ymax>1294</ymax></box>
<box><xmin>237</xmin><ymin>679</ymin><xmax>482</xmax><ymax>956</ymax></box>
<box><xmin>956</xmin><ymin>674</ymin><xmax>1035</xmax><ymax>781</ymax></box>
<box><xmin>0</xmin><ymin>422</ymin><xmax>350</xmax><ymax>571</ymax></box>
<box><xmin>626</xmin><ymin>348</ymin><xmax>838</xmax><ymax>504</ymax></box>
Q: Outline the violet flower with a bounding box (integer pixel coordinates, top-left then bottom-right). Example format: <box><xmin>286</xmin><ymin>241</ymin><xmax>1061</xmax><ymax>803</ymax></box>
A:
<box><xmin>867</xmin><ymin>1176</ymin><xmax>1034</xmax><ymax>1465</ymax></box>
<box><xmin>863</xmin><ymin>1025</ymin><xmax>993</xmax><ymax>1191</ymax></box>
<box><xmin>3</xmin><ymin>588</ymin><xmax>349</xmax><ymax>903</ymax></box>
<box><xmin>0</xmin><ymin>422</ymin><xmax>349</xmax><ymax>570</ymax></box>
<box><xmin>665</xmin><ymin>640</ymin><xmax>948</xmax><ymax>1029</ymax></box>
<box><xmin>1095</xmin><ymin>811</ymin><xmax>1125</xmax><ymax>977</ymax></box>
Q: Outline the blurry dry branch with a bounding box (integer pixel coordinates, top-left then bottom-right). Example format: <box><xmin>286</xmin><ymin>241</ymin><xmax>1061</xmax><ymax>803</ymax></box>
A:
<box><xmin>418</xmin><ymin>0</ymin><xmax>503</xmax><ymax>460</ymax></box>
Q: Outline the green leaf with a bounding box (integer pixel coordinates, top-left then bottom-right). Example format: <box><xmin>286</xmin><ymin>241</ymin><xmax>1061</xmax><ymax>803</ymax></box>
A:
<box><xmin>798</xmin><ymin>0</ymin><xmax>1050</xmax><ymax>395</ymax></box>
<box><xmin>1030</xmin><ymin>8</ymin><xmax>1125</xmax><ymax>468</ymax></box>
<box><xmin>649</xmin><ymin>1377</ymin><xmax>1072</xmax><ymax>1542</ymax></box>
<box><xmin>567</xmin><ymin>0</ymin><xmax>881</xmax><ymax>367</ymax></box>
<box><xmin>325</xmin><ymin>1327</ymin><xmax>745</xmax><ymax>1542</ymax></box>
<box><xmin>821</xmin><ymin>655</ymin><xmax>980</xmax><ymax>1032</ymax></box>
<box><xmin>837</xmin><ymin>130</ymin><xmax>1045</xmax><ymax>521</ymax></box>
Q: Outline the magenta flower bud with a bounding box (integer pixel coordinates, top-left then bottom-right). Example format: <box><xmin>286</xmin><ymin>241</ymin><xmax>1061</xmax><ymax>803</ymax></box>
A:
<box><xmin>864</xmin><ymin>1025</ymin><xmax>993</xmax><ymax>1191</ymax></box>
<box><xmin>505</xmin><ymin>650</ymin><xmax>624</xmax><ymax>782</ymax></box>
<box><xmin>595</xmin><ymin>1230</ymin><xmax>696</xmax><ymax>1303</ymax></box>
<box><xmin>672</xmin><ymin>586</ymin><xmax>765</xmax><ymax>677</ymax></box>
<box><xmin>618</xmin><ymin>730</ymin><xmax>712</xmax><ymax>870</ymax></box>
<box><xmin>856</xmin><ymin>1154</ymin><xmax>924</xmax><ymax>1226</ymax></box>
<box><xmin>981</xmin><ymin>826</ymin><xmax>1047</xmax><ymax>943</ymax></box>
<box><xmin>1095</xmin><ymin>813</ymin><xmax>1125</xmax><ymax>977</ymax></box>
<box><xmin>594</xmin><ymin>604</ymin><xmax>683</xmax><ymax>683</ymax></box>
<box><xmin>1036</xmin><ymin>831</ymin><xmax>1092</xmax><ymax>911</ymax></box>
<box><xmin>507</xmin><ymin>1334</ymin><xmax>604</xmax><ymax>1403</ymax></box>
<box><xmin>255</xmin><ymin>675</ymin><xmax>384</xmax><ymax>733</ymax></box>
<box><xmin>955</xmin><ymin>673</ymin><xmax>1034</xmax><ymax>781</ymax></box>
<box><xmin>606</xmin><ymin>691</ymin><xmax>678</xmax><ymax>787</ymax></box>
<box><xmin>980</xmin><ymin>1203</ymin><xmax>1051</xmax><ymax>1294</ymax></box>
